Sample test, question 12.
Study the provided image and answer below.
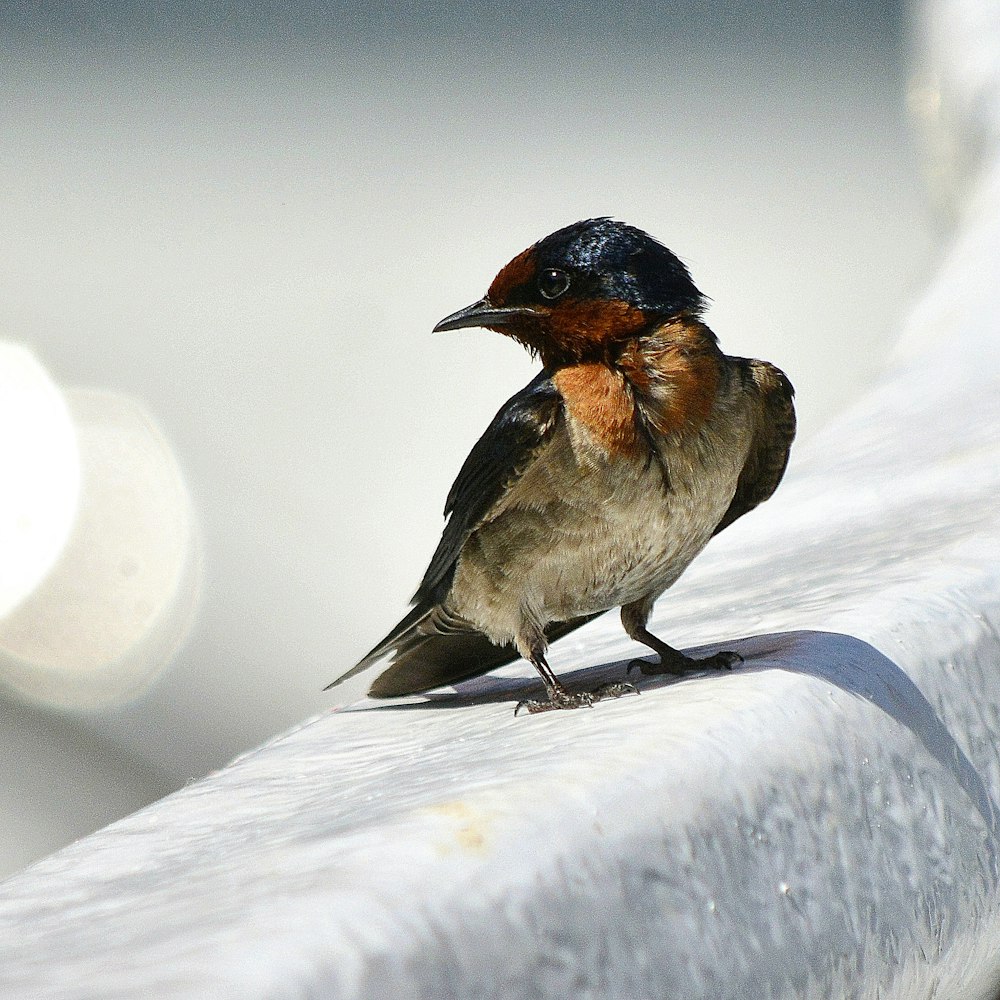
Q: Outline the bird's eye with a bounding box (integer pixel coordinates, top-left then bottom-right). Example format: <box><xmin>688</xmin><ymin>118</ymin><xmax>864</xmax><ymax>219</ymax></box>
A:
<box><xmin>537</xmin><ymin>268</ymin><xmax>570</xmax><ymax>300</ymax></box>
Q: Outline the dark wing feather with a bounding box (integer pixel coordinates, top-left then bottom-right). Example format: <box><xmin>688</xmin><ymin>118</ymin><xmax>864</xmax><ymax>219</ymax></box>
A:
<box><xmin>415</xmin><ymin>370</ymin><xmax>562</xmax><ymax>606</ymax></box>
<box><xmin>713</xmin><ymin>359</ymin><xmax>796</xmax><ymax>536</ymax></box>
<box><xmin>367</xmin><ymin>612</ymin><xmax>602</xmax><ymax>698</ymax></box>
<box><xmin>325</xmin><ymin>371</ymin><xmax>564</xmax><ymax>696</ymax></box>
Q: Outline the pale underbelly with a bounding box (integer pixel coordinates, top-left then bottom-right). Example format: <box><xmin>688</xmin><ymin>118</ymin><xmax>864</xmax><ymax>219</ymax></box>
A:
<box><xmin>448</xmin><ymin>451</ymin><xmax>740</xmax><ymax>642</ymax></box>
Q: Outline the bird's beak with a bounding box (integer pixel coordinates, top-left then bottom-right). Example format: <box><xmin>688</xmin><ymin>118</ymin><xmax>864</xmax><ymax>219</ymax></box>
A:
<box><xmin>433</xmin><ymin>298</ymin><xmax>539</xmax><ymax>333</ymax></box>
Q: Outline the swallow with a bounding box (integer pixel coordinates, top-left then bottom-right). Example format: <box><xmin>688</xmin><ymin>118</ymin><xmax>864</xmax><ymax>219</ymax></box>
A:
<box><xmin>327</xmin><ymin>218</ymin><xmax>795</xmax><ymax>713</ymax></box>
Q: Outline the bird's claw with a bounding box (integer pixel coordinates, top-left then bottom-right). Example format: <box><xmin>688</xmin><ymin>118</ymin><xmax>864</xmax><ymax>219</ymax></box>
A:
<box><xmin>514</xmin><ymin>681</ymin><xmax>639</xmax><ymax>716</ymax></box>
<box><xmin>627</xmin><ymin>656</ymin><xmax>664</xmax><ymax>677</ymax></box>
<box><xmin>515</xmin><ymin>690</ymin><xmax>592</xmax><ymax>716</ymax></box>
<box><xmin>708</xmin><ymin>650</ymin><xmax>743</xmax><ymax>670</ymax></box>
<box><xmin>627</xmin><ymin>650</ymin><xmax>743</xmax><ymax>677</ymax></box>
<box><xmin>594</xmin><ymin>680</ymin><xmax>639</xmax><ymax>700</ymax></box>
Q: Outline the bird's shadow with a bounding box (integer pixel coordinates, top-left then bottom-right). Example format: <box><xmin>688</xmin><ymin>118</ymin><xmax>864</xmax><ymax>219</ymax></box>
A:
<box><xmin>358</xmin><ymin>628</ymin><xmax>1000</xmax><ymax>841</ymax></box>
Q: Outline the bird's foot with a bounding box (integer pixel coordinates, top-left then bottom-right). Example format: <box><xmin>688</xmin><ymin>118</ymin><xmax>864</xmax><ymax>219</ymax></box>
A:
<box><xmin>515</xmin><ymin>681</ymin><xmax>638</xmax><ymax>716</ymax></box>
<box><xmin>627</xmin><ymin>649</ymin><xmax>743</xmax><ymax>677</ymax></box>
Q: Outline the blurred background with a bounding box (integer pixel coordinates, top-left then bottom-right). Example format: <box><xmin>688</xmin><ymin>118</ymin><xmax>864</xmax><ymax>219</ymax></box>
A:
<box><xmin>0</xmin><ymin>1</ymin><xmax>934</xmax><ymax>878</ymax></box>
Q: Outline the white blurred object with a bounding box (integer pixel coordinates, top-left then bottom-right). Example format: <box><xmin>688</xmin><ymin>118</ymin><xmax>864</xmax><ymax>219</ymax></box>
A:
<box><xmin>0</xmin><ymin>382</ymin><xmax>201</xmax><ymax>710</ymax></box>
<box><xmin>909</xmin><ymin>0</ymin><xmax>1000</xmax><ymax>217</ymax></box>
<box><xmin>0</xmin><ymin>347</ymin><xmax>192</xmax><ymax>878</ymax></box>
<box><xmin>0</xmin><ymin>344</ymin><xmax>80</xmax><ymax>618</ymax></box>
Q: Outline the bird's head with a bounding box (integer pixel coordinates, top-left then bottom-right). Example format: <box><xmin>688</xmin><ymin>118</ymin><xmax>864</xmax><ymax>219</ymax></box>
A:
<box><xmin>433</xmin><ymin>218</ymin><xmax>707</xmax><ymax>366</ymax></box>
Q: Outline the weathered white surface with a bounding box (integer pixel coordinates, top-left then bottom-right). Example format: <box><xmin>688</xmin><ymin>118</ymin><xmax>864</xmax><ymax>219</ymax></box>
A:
<box><xmin>3</xmin><ymin>425</ymin><xmax>1000</xmax><ymax>1000</ymax></box>
<box><xmin>2</xmin><ymin>3</ymin><xmax>1000</xmax><ymax>997</ymax></box>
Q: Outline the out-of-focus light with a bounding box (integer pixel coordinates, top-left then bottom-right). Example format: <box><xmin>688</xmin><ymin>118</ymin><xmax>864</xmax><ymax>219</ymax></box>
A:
<box><xmin>0</xmin><ymin>384</ymin><xmax>201</xmax><ymax>710</ymax></box>
<box><xmin>0</xmin><ymin>344</ymin><xmax>81</xmax><ymax>618</ymax></box>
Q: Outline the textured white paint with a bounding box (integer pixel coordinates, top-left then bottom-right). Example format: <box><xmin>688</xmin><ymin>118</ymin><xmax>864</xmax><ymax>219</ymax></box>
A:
<box><xmin>1</xmin><ymin>1</ymin><xmax>999</xmax><ymax>996</ymax></box>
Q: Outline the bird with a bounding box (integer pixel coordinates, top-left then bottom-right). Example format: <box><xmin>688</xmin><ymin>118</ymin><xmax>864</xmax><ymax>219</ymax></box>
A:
<box><xmin>326</xmin><ymin>218</ymin><xmax>796</xmax><ymax>713</ymax></box>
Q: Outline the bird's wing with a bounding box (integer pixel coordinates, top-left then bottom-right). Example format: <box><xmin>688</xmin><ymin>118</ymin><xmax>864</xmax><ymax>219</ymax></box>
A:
<box><xmin>324</xmin><ymin>371</ymin><xmax>565</xmax><ymax>695</ymax></box>
<box><xmin>366</xmin><ymin>611</ymin><xmax>603</xmax><ymax>698</ymax></box>
<box><xmin>713</xmin><ymin>359</ymin><xmax>796</xmax><ymax>536</ymax></box>
<box><xmin>415</xmin><ymin>369</ymin><xmax>563</xmax><ymax>606</ymax></box>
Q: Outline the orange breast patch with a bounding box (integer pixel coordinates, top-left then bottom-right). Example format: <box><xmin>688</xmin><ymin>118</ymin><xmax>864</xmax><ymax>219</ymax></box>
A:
<box><xmin>554</xmin><ymin>363</ymin><xmax>640</xmax><ymax>456</ymax></box>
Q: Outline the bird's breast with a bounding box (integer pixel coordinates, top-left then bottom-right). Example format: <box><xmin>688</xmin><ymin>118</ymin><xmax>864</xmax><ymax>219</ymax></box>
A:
<box><xmin>552</xmin><ymin>363</ymin><xmax>641</xmax><ymax>458</ymax></box>
<box><xmin>447</xmin><ymin>368</ymin><xmax>755</xmax><ymax>641</ymax></box>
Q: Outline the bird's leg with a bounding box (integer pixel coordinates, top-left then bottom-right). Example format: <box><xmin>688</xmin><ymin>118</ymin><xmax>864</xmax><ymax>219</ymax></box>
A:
<box><xmin>514</xmin><ymin>638</ymin><xmax>637</xmax><ymax>716</ymax></box>
<box><xmin>621</xmin><ymin>599</ymin><xmax>742</xmax><ymax>676</ymax></box>
<box><xmin>518</xmin><ymin>649</ymin><xmax>589</xmax><ymax>714</ymax></box>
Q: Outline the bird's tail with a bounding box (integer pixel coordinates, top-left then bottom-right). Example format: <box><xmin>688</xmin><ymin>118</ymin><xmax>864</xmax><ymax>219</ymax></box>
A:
<box><xmin>325</xmin><ymin>605</ymin><xmax>602</xmax><ymax>698</ymax></box>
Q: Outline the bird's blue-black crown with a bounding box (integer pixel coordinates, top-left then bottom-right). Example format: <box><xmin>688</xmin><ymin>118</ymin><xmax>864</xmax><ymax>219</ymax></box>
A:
<box><xmin>533</xmin><ymin>218</ymin><xmax>705</xmax><ymax>318</ymax></box>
